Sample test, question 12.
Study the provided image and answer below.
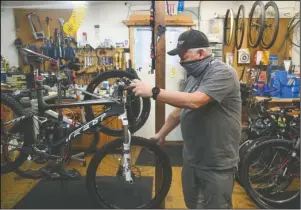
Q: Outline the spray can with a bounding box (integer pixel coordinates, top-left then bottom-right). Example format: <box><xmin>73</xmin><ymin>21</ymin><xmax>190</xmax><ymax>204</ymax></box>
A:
<box><xmin>177</xmin><ymin>0</ymin><xmax>184</xmax><ymax>13</ymax></box>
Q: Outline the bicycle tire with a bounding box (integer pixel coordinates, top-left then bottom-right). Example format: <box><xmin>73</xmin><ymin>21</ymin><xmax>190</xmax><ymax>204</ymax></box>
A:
<box><xmin>261</xmin><ymin>1</ymin><xmax>279</xmax><ymax>49</ymax></box>
<box><xmin>86</xmin><ymin>136</ymin><xmax>172</xmax><ymax>209</ymax></box>
<box><xmin>236</xmin><ymin>135</ymin><xmax>278</xmax><ymax>186</ymax></box>
<box><xmin>248</xmin><ymin>1</ymin><xmax>265</xmax><ymax>48</ymax></box>
<box><xmin>1</xmin><ymin>93</ymin><xmax>34</xmax><ymax>174</ymax></box>
<box><xmin>84</xmin><ymin>70</ymin><xmax>151</xmax><ymax>137</ymax></box>
<box><xmin>288</xmin><ymin>12</ymin><xmax>300</xmax><ymax>47</ymax></box>
<box><xmin>223</xmin><ymin>9</ymin><xmax>234</xmax><ymax>45</ymax></box>
<box><xmin>241</xmin><ymin>139</ymin><xmax>300</xmax><ymax>208</ymax></box>
<box><xmin>235</xmin><ymin>5</ymin><xmax>245</xmax><ymax>50</ymax></box>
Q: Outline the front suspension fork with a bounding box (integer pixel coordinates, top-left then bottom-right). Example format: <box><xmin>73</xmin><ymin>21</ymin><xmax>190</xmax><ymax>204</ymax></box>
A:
<box><xmin>119</xmin><ymin>111</ymin><xmax>133</xmax><ymax>183</ymax></box>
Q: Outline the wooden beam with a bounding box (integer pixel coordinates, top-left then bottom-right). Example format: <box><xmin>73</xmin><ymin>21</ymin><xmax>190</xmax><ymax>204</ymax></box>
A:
<box><xmin>154</xmin><ymin>1</ymin><xmax>166</xmax><ymax>209</ymax></box>
<box><xmin>122</xmin><ymin>14</ymin><xmax>195</xmax><ymax>26</ymax></box>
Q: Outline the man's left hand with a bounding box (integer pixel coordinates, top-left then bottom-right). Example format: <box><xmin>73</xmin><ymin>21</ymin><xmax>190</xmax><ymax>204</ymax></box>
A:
<box><xmin>129</xmin><ymin>79</ymin><xmax>153</xmax><ymax>98</ymax></box>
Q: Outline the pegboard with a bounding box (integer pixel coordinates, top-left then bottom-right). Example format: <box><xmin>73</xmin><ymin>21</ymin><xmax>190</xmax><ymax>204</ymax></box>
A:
<box><xmin>13</xmin><ymin>8</ymin><xmax>76</xmax><ymax>72</ymax></box>
<box><xmin>223</xmin><ymin>18</ymin><xmax>293</xmax><ymax>82</ymax></box>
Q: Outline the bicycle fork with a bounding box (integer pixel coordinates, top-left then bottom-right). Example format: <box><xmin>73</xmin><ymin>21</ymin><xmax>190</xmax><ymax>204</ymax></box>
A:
<box><xmin>119</xmin><ymin>111</ymin><xmax>133</xmax><ymax>183</ymax></box>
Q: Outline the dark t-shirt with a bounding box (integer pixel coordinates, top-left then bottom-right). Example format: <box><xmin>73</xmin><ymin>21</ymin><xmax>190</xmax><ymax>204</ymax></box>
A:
<box><xmin>180</xmin><ymin>59</ymin><xmax>242</xmax><ymax>170</ymax></box>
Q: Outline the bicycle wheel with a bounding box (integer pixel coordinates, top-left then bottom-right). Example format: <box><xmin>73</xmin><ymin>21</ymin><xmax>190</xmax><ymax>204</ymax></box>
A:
<box><xmin>84</xmin><ymin>70</ymin><xmax>151</xmax><ymax>137</ymax></box>
<box><xmin>288</xmin><ymin>12</ymin><xmax>300</xmax><ymax>47</ymax></box>
<box><xmin>1</xmin><ymin>93</ymin><xmax>34</xmax><ymax>174</ymax></box>
<box><xmin>261</xmin><ymin>1</ymin><xmax>279</xmax><ymax>49</ymax></box>
<box><xmin>241</xmin><ymin>139</ymin><xmax>300</xmax><ymax>209</ymax></box>
<box><xmin>223</xmin><ymin>9</ymin><xmax>235</xmax><ymax>46</ymax></box>
<box><xmin>237</xmin><ymin>135</ymin><xmax>278</xmax><ymax>186</ymax></box>
<box><xmin>235</xmin><ymin>5</ymin><xmax>245</xmax><ymax>50</ymax></box>
<box><xmin>86</xmin><ymin>136</ymin><xmax>172</xmax><ymax>209</ymax></box>
<box><xmin>248</xmin><ymin>1</ymin><xmax>265</xmax><ymax>48</ymax></box>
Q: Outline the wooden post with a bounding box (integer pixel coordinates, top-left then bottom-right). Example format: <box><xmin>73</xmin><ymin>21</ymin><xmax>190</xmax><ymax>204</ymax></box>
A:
<box><xmin>154</xmin><ymin>0</ymin><xmax>166</xmax><ymax>209</ymax></box>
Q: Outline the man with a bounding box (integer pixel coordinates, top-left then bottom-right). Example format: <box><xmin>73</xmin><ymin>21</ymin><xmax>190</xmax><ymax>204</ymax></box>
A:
<box><xmin>130</xmin><ymin>29</ymin><xmax>241</xmax><ymax>209</ymax></box>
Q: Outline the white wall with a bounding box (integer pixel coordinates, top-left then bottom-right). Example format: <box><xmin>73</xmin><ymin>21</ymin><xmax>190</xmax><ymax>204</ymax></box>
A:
<box><xmin>77</xmin><ymin>2</ymin><xmax>129</xmax><ymax>49</ymax></box>
<box><xmin>2</xmin><ymin>1</ymin><xmax>300</xmax><ymax>68</ymax></box>
<box><xmin>1</xmin><ymin>8</ymin><xmax>18</xmax><ymax>67</ymax></box>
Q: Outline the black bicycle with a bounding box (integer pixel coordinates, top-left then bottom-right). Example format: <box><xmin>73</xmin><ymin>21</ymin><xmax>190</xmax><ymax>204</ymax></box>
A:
<box><xmin>2</xmin><ymin>47</ymin><xmax>152</xmax><ymax>179</ymax></box>
<box><xmin>240</xmin><ymin>136</ymin><xmax>300</xmax><ymax>209</ymax></box>
<box><xmin>1</xmin><ymin>49</ymin><xmax>172</xmax><ymax>208</ymax></box>
<box><xmin>237</xmin><ymin>100</ymin><xmax>300</xmax><ymax>185</ymax></box>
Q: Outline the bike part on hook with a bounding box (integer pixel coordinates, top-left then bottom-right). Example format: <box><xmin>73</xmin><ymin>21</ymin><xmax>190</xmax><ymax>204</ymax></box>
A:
<box><xmin>261</xmin><ymin>1</ymin><xmax>279</xmax><ymax>49</ymax></box>
<box><xmin>288</xmin><ymin>12</ymin><xmax>300</xmax><ymax>47</ymax></box>
<box><xmin>248</xmin><ymin>1</ymin><xmax>265</xmax><ymax>48</ymax></box>
<box><xmin>235</xmin><ymin>5</ymin><xmax>246</xmax><ymax>50</ymax></box>
<box><xmin>223</xmin><ymin>9</ymin><xmax>235</xmax><ymax>46</ymax></box>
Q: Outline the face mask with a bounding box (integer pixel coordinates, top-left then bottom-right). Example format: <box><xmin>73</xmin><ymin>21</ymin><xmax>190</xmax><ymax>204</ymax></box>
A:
<box><xmin>180</xmin><ymin>56</ymin><xmax>214</xmax><ymax>77</ymax></box>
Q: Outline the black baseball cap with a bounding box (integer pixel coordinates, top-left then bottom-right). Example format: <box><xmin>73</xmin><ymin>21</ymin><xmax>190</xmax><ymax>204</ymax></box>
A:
<box><xmin>167</xmin><ymin>29</ymin><xmax>210</xmax><ymax>56</ymax></box>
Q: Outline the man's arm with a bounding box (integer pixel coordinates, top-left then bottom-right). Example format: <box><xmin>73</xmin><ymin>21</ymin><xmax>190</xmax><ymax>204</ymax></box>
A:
<box><xmin>156</xmin><ymin>108</ymin><xmax>181</xmax><ymax>138</ymax></box>
<box><xmin>156</xmin><ymin>90</ymin><xmax>212</xmax><ymax>109</ymax></box>
<box><xmin>157</xmin><ymin>69</ymin><xmax>235</xmax><ymax>109</ymax></box>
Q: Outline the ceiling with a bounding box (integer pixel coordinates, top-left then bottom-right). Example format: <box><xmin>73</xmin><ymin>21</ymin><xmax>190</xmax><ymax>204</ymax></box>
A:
<box><xmin>1</xmin><ymin>1</ymin><xmax>151</xmax><ymax>9</ymax></box>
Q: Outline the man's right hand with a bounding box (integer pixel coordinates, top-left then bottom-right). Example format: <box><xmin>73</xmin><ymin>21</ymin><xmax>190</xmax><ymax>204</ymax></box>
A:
<box><xmin>150</xmin><ymin>133</ymin><xmax>166</xmax><ymax>145</ymax></box>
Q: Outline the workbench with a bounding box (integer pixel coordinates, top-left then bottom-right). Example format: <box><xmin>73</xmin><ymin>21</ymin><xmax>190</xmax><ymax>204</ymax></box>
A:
<box><xmin>255</xmin><ymin>96</ymin><xmax>300</xmax><ymax>109</ymax></box>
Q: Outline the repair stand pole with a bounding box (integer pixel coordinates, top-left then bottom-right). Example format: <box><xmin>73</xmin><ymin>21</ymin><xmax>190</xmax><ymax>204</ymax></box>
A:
<box><xmin>154</xmin><ymin>0</ymin><xmax>166</xmax><ymax>208</ymax></box>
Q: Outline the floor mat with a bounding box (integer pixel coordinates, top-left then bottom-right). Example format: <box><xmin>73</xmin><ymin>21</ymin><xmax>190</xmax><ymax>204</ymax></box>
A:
<box><xmin>135</xmin><ymin>144</ymin><xmax>183</xmax><ymax>167</ymax></box>
<box><xmin>13</xmin><ymin>176</ymin><xmax>153</xmax><ymax>209</ymax></box>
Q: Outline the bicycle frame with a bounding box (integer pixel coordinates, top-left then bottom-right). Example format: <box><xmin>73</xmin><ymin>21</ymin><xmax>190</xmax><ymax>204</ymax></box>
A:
<box><xmin>3</xmin><ymin>80</ymin><xmax>134</xmax><ymax>182</ymax></box>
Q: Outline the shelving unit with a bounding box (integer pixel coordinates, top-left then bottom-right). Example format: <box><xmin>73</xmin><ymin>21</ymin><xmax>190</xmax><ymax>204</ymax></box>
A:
<box><xmin>209</xmin><ymin>42</ymin><xmax>223</xmax><ymax>61</ymax></box>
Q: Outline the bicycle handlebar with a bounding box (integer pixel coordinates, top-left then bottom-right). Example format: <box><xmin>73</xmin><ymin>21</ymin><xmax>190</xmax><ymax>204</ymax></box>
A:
<box><xmin>20</xmin><ymin>47</ymin><xmax>56</xmax><ymax>62</ymax></box>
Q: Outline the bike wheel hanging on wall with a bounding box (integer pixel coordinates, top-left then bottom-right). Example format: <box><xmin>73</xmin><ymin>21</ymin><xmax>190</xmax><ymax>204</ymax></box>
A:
<box><xmin>288</xmin><ymin>12</ymin><xmax>300</xmax><ymax>47</ymax></box>
<box><xmin>261</xmin><ymin>1</ymin><xmax>279</xmax><ymax>49</ymax></box>
<box><xmin>277</xmin><ymin>12</ymin><xmax>300</xmax><ymax>55</ymax></box>
<box><xmin>248</xmin><ymin>1</ymin><xmax>265</xmax><ymax>48</ymax></box>
<box><xmin>235</xmin><ymin>5</ymin><xmax>245</xmax><ymax>50</ymax></box>
<box><xmin>223</xmin><ymin>9</ymin><xmax>235</xmax><ymax>46</ymax></box>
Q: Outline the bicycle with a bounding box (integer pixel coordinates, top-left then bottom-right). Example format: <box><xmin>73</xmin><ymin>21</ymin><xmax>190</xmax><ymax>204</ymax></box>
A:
<box><xmin>1</xmin><ymin>49</ymin><xmax>172</xmax><ymax>208</ymax></box>
<box><xmin>2</xmin><ymin>47</ymin><xmax>151</xmax><ymax>179</ymax></box>
<box><xmin>240</xmin><ymin>136</ymin><xmax>300</xmax><ymax>208</ymax></box>
<box><xmin>237</xmin><ymin>101</ymin><xmax>300</xmax><ymax>185</ymax></box>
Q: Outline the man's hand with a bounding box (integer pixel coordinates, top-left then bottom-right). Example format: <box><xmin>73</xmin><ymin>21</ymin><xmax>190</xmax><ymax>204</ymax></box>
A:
<box><xmin>150</xmin><ymin>133</ymin><xmax>166</xmax><ymax>145</ymax></box>
<box><xmin>130</xmin><ymin>79</ymin><xmax>153</xmax><ymax>98</ymax></box>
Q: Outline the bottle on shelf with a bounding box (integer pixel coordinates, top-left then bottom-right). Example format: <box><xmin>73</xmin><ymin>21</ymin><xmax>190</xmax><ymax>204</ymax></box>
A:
<box><xmin>177</xmin><ymin>0</ymin><xmax>184</xmax><ymax>13</ymax></box>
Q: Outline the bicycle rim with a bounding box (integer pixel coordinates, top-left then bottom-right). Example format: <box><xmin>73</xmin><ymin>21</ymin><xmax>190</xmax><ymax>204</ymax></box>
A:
<box><xmin>235</xmin><ymin>5</ymin><xmax>245</xmax><ymax>50</ymax></box>
<box><xmin>243</xmin><ymin>140</ymin><xmax>300</xmax><ymax>208</ymax></box>
<box><xmin>223</xmin><ymin>9</ymin><xmax>234</xmax><ymax>45</ymax></box>
<box><xmin>248</xmin><ymin>1</ymin><xmax>265</xmax><ymax>48</ymax></box>
<box><xmin>261</xmin><ymin>1</ymin><xmax>279</xmax><ymax>49</ymax></box>
<box><xmin>86</xmin><ymin>136</ymin><xmax>172</xmax><ymax>209</ymax></box>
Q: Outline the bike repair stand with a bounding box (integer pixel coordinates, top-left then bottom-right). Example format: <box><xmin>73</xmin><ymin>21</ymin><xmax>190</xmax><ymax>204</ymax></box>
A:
<box><xmin>70</xmin><ymin>128</ymin><xmax>101</xmax><ymax>167</ymax></box>
<box><xmin>42</xmin><ymin>27</ymin><xmax>82</xmax><ymax>180</ymax></box>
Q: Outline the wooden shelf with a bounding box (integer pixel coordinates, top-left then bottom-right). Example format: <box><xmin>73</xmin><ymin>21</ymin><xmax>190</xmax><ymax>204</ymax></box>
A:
<box><xmin>123</xmin><ymin>14</ymin><xmax>195</xmax><ymax>27</ymax></box>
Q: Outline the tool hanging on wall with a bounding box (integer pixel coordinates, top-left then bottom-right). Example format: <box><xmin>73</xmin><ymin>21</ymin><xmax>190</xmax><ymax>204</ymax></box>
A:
<box><xmin>28</xmin><ymin>13</ymin><xmax>45</xmax><ymax>40</ymax></box>
<box><xmin>150</xmin><ymin>0</ymin><xmax>156</xmax><ymax>74</ymax></box>
<box><xmin>157</xmin><ymin>25</ymin><xmax>166</xmax><ymax>43</ymax></box>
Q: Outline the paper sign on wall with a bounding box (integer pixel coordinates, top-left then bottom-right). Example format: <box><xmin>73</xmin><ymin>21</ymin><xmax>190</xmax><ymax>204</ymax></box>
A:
<box><xmin>170</xmin><ymin>67</ymin><xmax>176</xmax><ymax>78</ymax></box>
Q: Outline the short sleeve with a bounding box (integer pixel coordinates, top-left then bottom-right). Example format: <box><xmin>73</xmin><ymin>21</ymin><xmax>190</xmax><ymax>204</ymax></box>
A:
<box><xmin>197</xmin><ymin>70</ymin><xmax>235</xmax><ymax>103</ymax></box>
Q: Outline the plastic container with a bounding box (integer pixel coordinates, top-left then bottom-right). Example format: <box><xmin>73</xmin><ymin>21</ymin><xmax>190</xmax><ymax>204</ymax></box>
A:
<box><xmin>269</xmin><ymin>55</ymin><xmax>278</xmax><ymax>66</ymax></box>
<box><xmin>269</xmin><ymin>71</ymin><xmax>300</xmax><ymax>98</ymax></box>
<box><xmin>177</xmin><ymin>0</ymin><xmax>184</xmax><ymax>13</ymax></box>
